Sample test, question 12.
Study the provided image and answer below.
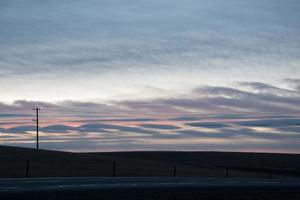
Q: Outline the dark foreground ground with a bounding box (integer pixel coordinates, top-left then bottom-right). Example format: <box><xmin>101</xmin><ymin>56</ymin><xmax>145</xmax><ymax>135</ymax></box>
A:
<box><xmin>1</xmin><ymin>146</ymin><xmax>300</xmax><ymax>199</ymax></box>
<box><xmin>1</xmin><ymin>145</ymin><xmax>300</xmax><ymax>178</ymax></box>
<box><xmin>0</xmin><ymin>177</ymin><xmax>300</xmax><ymax>200</ymax></box>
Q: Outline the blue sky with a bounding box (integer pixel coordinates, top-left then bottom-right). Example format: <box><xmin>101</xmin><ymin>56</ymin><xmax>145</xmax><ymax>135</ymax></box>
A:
<box><xmin>0</xmin><ymin>0</ymin><xmax>300</xmax><ymax>152</ymax></box>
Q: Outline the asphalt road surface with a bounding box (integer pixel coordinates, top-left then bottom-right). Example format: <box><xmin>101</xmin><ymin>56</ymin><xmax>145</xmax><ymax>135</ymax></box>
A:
<box><xmin>1</xmin><ymin>177</ymin><xmax>300</xmax><ymax>200</ymax></box>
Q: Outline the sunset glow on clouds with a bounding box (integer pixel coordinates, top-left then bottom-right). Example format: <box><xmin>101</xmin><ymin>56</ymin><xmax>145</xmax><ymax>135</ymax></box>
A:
<box><xmin>1</xmin><ymin>82</ymin><xmax>300</xmax><ymax>152</ymax></box>
<box><xmin>1</xmin><ymin>0</ymin><xmax>300</xmax><ymax>152</ymax></box>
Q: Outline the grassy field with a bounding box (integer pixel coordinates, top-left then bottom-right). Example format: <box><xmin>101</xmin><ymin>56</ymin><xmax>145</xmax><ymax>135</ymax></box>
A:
<box><xmin>1</xmin><ymin>145</ymin><xmax>300</xmax><ymax>178</ymax></box>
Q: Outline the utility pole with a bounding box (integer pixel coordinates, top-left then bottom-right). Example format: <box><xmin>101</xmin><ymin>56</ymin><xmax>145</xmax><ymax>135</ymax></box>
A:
<box><xmin>33</xmin><ymin>107</ymin><xmax>41</xmax><ymax>150</ymax></box>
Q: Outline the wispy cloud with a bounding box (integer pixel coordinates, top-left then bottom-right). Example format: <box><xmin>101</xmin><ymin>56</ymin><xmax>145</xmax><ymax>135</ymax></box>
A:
<box><xmin>1</xmin><ymin>0</ymin><xmax>300</xmax><ymax>102</ymax></box>
<box><xmin>138</xmin><ymin>124</ymin><xmax>180</xmax><ymax>130</ymax></box>
<box><xmin>1</xmin><ymin>81</ymin><xmax>300</xmax><ymax>152</ymax></box>
<box><xmin>1</xmin><ymin>0</ymin><xmax>300</xmax><ymax>152</ymax></box>
<box><xmin>185</xmin><ymin>122</ymin><xmax>229</xmax><ymax>129</ymax></box>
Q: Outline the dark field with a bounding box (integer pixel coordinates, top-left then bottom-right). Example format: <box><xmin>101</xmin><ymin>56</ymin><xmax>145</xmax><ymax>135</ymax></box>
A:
<box><xmin>1</xmin><ymin>145</ymin><xmax>300</xmax><ymax>178</ymax></box>
<box><xmin>1</xmin><ymin>146</ymin><xmax>300</xmax><ymax>200</ymax></box>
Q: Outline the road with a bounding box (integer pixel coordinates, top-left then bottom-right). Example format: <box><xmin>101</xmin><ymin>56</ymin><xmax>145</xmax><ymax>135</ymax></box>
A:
<box><xmin>1</xmin><ymin>177</ymin><xmax>300</xmax><ymax>200</ymax></box>
<box><xmin>1</xmin><ymin>177</ymin><xmax>300</xmax><ymax>191</ymax></box>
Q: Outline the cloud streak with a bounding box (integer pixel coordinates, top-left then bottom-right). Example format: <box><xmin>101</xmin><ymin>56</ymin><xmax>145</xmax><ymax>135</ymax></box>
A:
<box><xmin>0</xmin><ymin>81</ymin><xmax>300</xmax><ymax>152</ymax></box>
<box><xmin>1</xmin><ymin>0</ymin><xmax>300</xmax><ymax>152</ymax></box>
<box><xmin>1</xmin><ymin>0</ymin><xmax>300</xmax><ymax>102</ymax></box>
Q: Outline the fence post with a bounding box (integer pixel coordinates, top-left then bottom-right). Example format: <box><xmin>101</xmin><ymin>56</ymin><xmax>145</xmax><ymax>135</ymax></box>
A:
<box><xmin>173</xmin><ymin>166</ymin><xmax>177</xmax><ymax>177</ymax></box>
<box><xmin>225</xmin><ymin>167</ymin><xmax>229</xmax><ymax>178</ymax></box>
<box><xmin>112</xmin><ymin>162</ymin><xmax>116</xmax><ymax>177</ymax></box>
<box><xmin>25</xmin><ymin>160</ymin><xmax>30</xmax><ymax>177</ymax></box>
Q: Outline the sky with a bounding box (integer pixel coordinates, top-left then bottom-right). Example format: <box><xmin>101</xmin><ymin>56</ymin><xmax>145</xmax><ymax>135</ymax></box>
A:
<box><xmin>0</xmin><ymin>0</ymin><xmax>300</xmax><ymax>153</ymax></box>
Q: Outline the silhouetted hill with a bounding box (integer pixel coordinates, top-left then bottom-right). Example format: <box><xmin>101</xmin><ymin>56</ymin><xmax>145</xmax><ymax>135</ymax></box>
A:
<box><xmin>102</xmin><ymin>151</ymin><xmax>300</xmax><ymax>170</ymax></box>
<box><xmin>1</xmin><ymin>145</ymin><xmax>300</xmax><ymax>178</ymax></box>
